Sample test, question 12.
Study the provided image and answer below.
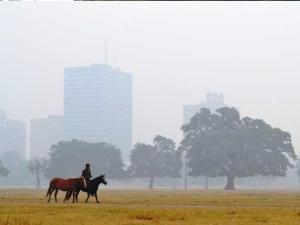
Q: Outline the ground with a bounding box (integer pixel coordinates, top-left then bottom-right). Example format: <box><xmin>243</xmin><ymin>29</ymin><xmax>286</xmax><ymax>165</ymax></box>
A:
<box><xmin>0</xmin><ymin>188</ymin><xmax>300</xmax><ymax>225</ymax></box>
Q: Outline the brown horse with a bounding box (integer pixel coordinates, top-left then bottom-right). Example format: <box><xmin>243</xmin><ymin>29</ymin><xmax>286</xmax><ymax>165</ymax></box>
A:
<box><xmin>46</xmin><ymin>177</ymin><xmax>85</xmax><ymax>203</ymax></box>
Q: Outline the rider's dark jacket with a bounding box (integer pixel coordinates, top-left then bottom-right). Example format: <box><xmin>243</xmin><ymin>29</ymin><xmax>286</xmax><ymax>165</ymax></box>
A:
<box><xmin>81</xmin><ymin>168</ymin><xmax>92</xmax><ymax>181</ymax></box>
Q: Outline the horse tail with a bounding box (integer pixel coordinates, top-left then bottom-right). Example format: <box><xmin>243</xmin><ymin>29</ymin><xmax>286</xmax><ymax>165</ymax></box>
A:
<box><xmin>46</xmin><ymin>178</ymin><xmax>54</xmax><ymax>197</ymax></box>
<box><xmin>46</xmin><ymin>185</ymin><xmax>52</xmax><ymax>198</ymax></box>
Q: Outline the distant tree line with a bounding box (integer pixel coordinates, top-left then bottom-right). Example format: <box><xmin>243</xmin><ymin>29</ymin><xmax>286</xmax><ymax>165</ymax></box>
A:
<box><xmin>0</xmin><ymin>151</ymin><xmax>35</xmax><ymax>186</ymax></box>
<box><xmin>40</xmin><ymin>136</ymin><xmax>182</xmax><ymax>189</ymax></box>
<box><xmin>0</xmin><ymin>160</ymin><xmax>9</xmax><ymax>178</ymax></box>
<box><xmin>0</xmin><ymin>107</ymin><xmax>297</xmax><ymax>190</ymax></box>
<box><xmin>128</xmin><ymin>135</ymin><xmax>182</xmax><ymax>189</ymax></box>
<box><xmin>45</xmin><ymin>140</ymin><xmax>126</xmax><ymax>179</ymax></box>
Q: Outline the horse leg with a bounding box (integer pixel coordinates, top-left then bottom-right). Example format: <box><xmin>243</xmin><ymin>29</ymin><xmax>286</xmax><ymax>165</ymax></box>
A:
<box><xmin>75</xmin><ymin>192</ymin><xmax>78</xmax><ymax>203</ymax></box>
<box><xmin>64</xmin><ymin>192</ymin><xmax>69</xmax><ymax>203</ymax></box>
<box><xmin>75</xmin><ymin>190</ymin><xmax>80</xmax><ymax>203</ymax></box>
<box><xmin>71</xmin><ymin>191</ymin><xmax>75</xmax><ymax>203</ymax></box>
<box><xmin>48</xmin><ymin>187</ymin><xmax>55</xmax><ymax>203</ymax></box>
<box><xmin>54</xmin><ymin>189</ymin><xmax>59</xmax><ymax>202</ymax></box>
<box><xmin>85</xmin><ymin>193</ymin><xmax>90</xmax><ymax>203</ymax></box>
<box><xmin>63</xmin><ymin>192</ymin><xmax>66</xmax><ymax>203</ymax></box>
<box><xmin>72</xmin><ymin>192</ymin><xmax>75</xmax><ymax>203</ymax></box>
<box><xmin>95</xmin><ymin>192</ymin><xmax>99</xmax><ymax>204</ymax></box>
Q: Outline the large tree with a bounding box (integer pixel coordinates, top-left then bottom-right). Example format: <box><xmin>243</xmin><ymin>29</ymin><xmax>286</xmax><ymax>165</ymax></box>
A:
<box><xmin>0</xmin><ymin>160</ymin><xmax>9</xmax><ymax>178</ymax></box>
<box><xmin>27</xmin><ymin>159</ymin><xmax>47</xmax><ymax>188</ymax></box>
<box><xmin>45</xmin><ymin>139</ymin><xmax>126</xmax><ymax>179</ymax></box>
<box><xmin>296</xmin><ymin>159</ymin><xmax>300</xmax><ymax>182</ymax></box>
<box><xmin>128</xmin><ymin>135</ymin><xmax>182</xmax><ymax>189</ymax></box>
<box><xmin>180</xmin><ymin>107</ymin><xmax>296</xmax><ymax>190</ymax></box>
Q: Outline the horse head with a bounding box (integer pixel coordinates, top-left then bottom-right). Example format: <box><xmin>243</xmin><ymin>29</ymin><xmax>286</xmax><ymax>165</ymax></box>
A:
<box><xmin>99</xmin><ymin>174</ymin><xmax>107</xmax><ymax>185</ymax></box>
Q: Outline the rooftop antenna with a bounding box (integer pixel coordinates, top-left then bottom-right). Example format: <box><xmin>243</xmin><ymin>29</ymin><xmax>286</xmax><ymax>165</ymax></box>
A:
<box><xmin>104</xmin><ymin>41</ymin><xmax>108</xmax><ymax>65</ymax></box>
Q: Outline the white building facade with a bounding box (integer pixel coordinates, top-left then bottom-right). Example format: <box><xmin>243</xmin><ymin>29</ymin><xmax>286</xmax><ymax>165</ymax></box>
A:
<box><xmin>30</xmin><ymin>115</ymin><xmax>64</xmax><ymax>159</ymax></box>
<box><xmin>0</xmin><ymin>109</ymin><xmax>26</xmax><ymax>158</ymax></box>
<box><xmin>64</xmin><ymin>64</ymin><xmax>132</xmax><ymax>161</ymax></box>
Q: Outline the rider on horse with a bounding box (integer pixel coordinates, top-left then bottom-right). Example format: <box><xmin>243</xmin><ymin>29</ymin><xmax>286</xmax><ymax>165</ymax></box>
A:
<box><xmin>81</xmin><ymin>163</ymin><xmax>92</xmax><ymax>188</ymax></box>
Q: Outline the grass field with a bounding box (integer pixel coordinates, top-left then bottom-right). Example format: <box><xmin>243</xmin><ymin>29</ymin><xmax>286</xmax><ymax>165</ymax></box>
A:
<box><xmin>0</xmin><ymin>188</ymin><xmax>300</xmax><ymax>225</ymax></box>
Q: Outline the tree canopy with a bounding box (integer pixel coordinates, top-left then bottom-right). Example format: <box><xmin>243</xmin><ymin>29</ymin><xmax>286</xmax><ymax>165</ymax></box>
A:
<box><xmin>0</xmin><ymin>160</ymin><xmax>9</xmax><ymax>177</ymax></box>
<box><xmin>28</xmin><ymin>159</ymin><xmax>47</xmax><ymax>188</ymax></box>
<box><xmin>180</xmin><ymin>107</ymin><xmax>296</xmax><ymax>190</ymax></box>
<box><xmin>45</xmin><ymin>139</ymin><xmax>126</xmax><ymax>179</ymax></box>
<box><xmin>128</xmin><ymin>135</ymin><xmax>182</xmax><ymax>189</ymax></box>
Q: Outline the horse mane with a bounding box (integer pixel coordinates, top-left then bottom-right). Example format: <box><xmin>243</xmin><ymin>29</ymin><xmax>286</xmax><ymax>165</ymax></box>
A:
<box><xmin>90</xmin><ymin>176</ymin><xmax>103</xmax><ymax>186</ymax></box>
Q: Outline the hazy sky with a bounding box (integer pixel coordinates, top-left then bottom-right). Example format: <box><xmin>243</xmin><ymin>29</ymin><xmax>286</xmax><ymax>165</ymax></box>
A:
<box><xmin>0</xmin><ymin>2</ymin><xmax>299</xmax><ymax>157</ymax></box>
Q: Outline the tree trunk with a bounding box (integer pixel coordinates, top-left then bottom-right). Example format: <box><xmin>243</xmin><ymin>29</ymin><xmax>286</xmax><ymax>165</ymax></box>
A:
<box><xmin>205</xmin><ymin>176</ymin><xmax>208</xmax><ymax>190</ymax></box>
<box><xmin>148</xmin><ymin>176</ymin><xmax>154</xmax><ymax>189</ymax></box>
<box><xmin>224</xmin><ymin>174</ymin><xmax>236</xmax><ymax>190</ymax></box>
<box><xmin>184</xmin><ymin>151</ymin><xmax>188</xmax><ymax>190</ymax></box>
<box><xmin>36</xmin><ymin>171</ymin><xmax>40</xmax><ymax>189</ymax></box>
<box><xmin>184</xmin><ymin>172</ymin><xmax>188</xmax><ymax>190</ymax></box>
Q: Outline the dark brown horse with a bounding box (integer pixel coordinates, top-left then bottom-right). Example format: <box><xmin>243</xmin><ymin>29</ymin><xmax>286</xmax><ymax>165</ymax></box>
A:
<box><xmin>46</xmin><ymin>177</ymin><xmax>85</xmax><ymax>203</ymax></box>
<box><xmin>64</xmin><ymin>174</ymin><xmax>107</xmax><ymax>203</ymax></box>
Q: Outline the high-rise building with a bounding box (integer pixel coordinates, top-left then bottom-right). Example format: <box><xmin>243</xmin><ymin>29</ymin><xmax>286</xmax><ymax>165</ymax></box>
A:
<box><xmin>64</xmin><ymin>64</ymin><xmax>132</xmax><ymax>161</ymax></box>
<box><xmin>0</xmin><ymin>109</ymin><xmax>26</xmax><ymax>158</ymax></box>
<box><xmin>30</xmin><ymin>115</ymin><xmax>64</xmax><ymax>159</ymax></box>
<box><xmin>183</xmin><ymin>92</ymin><xmax>225</xmax><ymax>124</ymax></box>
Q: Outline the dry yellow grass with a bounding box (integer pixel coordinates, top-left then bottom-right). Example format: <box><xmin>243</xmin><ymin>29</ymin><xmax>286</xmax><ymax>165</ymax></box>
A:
<box><xmin>0</xmin><ymin>188</ymin><xmax>300</xmax><ymax>225</ymax></box>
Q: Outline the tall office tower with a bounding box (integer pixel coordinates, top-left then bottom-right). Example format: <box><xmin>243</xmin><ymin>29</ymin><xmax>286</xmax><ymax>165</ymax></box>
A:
<box><xmin>0</xmin><ymin>109</ymin><xmax>26</xmax><ymax>158</ymax></box>
<box><xmin>64</xmin><ymin>64</ymin><xmax>132</xmax><ymax>162</ymax></box>
<box><xmin>183</xmin><ymin>92</ymin><xmax>225</xmax><ymax>124</ymax></box>
<box><xmin>30</xmin><ymin>115</ymin><xmax>64</xmax><ymax>159</ymax></box>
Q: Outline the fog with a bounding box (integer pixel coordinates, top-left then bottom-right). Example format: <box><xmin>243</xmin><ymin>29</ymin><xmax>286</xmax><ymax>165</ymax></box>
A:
<box><xmin>0</xmin><ymin>2</ymin><xmax>299</xmax><ymax>188</ymax></box>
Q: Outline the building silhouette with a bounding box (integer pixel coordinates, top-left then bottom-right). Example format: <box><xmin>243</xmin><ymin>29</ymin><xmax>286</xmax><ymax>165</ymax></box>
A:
<box><xmin>183</xmin><ymin>92</ymin><xmax>225</xmax><ymax>124</ymax></box>
<box><xmin>30</xmin><ymin>115</ymin><xmax>64</xmax><ymax>159</ymax></box>
<box><xmin>0</xmin><ymin>109</ymin><xmax>26</xmax><ymax>158</ymax></box>
<box><xmin>64</xmin><ymin>64</ymin><xmax>132</xmax><ymax>161</ymax></box>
